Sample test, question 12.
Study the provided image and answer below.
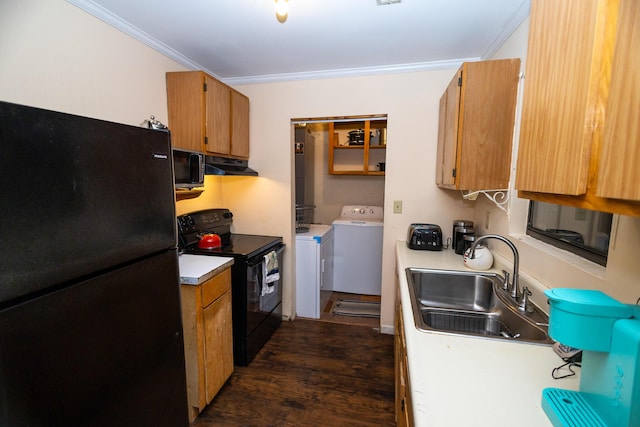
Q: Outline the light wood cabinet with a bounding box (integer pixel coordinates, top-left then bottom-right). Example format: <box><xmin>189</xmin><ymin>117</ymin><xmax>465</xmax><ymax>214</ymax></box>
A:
<box><xmin>180</xmin><ymin>267</ymin><xmax>234</xmax><ymax>422</ymax></box>
<box><xmin>328</xmin><ymin>116</ymin><xmax>387</xmax><ymax>176</ymax></box>
<box><xmin>436</xmin><ymin>59</ymin><xmax>520</xmax><ymax>191</ymax></box>
<box><xmin>395</xmin><ymin>279</ymin><xmax>413</xmax><ymax>427</ymax></box>
<box><xmin>203</xmin><ymin>76</ymin><xmax>231</xmax><ymax>156</ymax></box>
<box><xmin>166</xmin><ymin>71</ymin><xmax>250</xmax><ymax>159</ymax></box>
<box><xmin>230</xmin><ymin>90</ymin><xmax>250</xmax><ymax>158</ymax></box>
<box><xmin>515</xmin><ymin>0</ymin><xmax>640</xmax><ymax>216</ymax></box>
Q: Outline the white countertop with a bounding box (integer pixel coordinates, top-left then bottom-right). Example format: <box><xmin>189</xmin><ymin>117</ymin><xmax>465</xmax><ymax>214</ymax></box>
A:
<box><xmin>178</xmin><ymin>254</ymin><xmax>234</xmax><ymax>285</ymax></box>
<box><xmin>295</xmin><ymin>224</ymin><xmax>333</xmax><ymax>241</ymax></box>
<box><xmin>396</xmin><ymin>241</ymin><xmax>580</xmax><ymax>427</ymax></box>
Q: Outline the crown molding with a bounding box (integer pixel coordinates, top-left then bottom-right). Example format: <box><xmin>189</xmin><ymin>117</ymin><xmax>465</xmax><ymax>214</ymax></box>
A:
<box><xmin>221</xmin><ymin>59</ymin><xmax>478</xmax><ymax>86</ymax></box>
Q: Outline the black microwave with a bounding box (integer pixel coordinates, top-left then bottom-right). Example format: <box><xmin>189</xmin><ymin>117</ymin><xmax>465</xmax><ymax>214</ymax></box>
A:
<box><xmin>172</xmin><ymin>149</ymin><xmax>204</xmax><ymax>188</ymax></box>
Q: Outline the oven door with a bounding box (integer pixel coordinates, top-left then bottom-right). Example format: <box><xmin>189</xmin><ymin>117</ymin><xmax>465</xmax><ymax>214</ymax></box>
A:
<box><xmin>246</xmin><ymin>244</ymin><xmax>284</xmax><ymax>334</ymax></box>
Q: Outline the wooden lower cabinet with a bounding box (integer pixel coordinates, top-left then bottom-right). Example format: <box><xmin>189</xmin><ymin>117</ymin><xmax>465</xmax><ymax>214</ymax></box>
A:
<box><xmin>180</xmin><ymin>268</ymin><xmax>234</xmax><ymax>422</ymax></box>
<box><xmin>395</xmin><ymin>283</ymin><xmax>414</xmax><ymax>426</ymax></box>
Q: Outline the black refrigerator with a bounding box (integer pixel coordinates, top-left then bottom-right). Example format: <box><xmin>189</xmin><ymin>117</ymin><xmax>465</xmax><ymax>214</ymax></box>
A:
<box><xmin>0</xmin><ymin>101</ymin><xmax>189</xmax><ymax>426</ymax></box>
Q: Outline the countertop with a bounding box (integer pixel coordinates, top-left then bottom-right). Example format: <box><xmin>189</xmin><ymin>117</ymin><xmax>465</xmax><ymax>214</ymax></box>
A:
<box><xmin>295</xmin><ymin>224</ymin><xmax>333</xmax><ymax>241</ymax></box>
<box><xmin>396</xmin><ymin>241</ymin><xmax>580</xmax><ymax>427</ymax></box>
<box><xmin>178</xmin><ymin>254</ymin><xmax>234</xmax><ymax>285</ymax></box>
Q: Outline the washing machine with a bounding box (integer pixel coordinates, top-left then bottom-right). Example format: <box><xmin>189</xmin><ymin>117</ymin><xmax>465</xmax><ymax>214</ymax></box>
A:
<box><xmin>332</xmin><ymin>205</ymin><xmax>384</xmax><ymax>296</ymax></box>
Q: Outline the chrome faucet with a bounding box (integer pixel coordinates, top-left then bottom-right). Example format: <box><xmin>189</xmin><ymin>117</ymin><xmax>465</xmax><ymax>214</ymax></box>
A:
<box><xmin>469</xmin><ymin>234</ymin><xmax>520</xmax><ymax>301</ymax></box>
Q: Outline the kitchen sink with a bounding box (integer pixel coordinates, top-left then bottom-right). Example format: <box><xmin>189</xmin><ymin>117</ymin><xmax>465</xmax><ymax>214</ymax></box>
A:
<box><xmin>409</xmin><ymin>269</ymin><xmax>496</xmax><ymax>311</ymax></box>
<box><xmin>406</xmin><ymin>268</ymin><xmax>552</xmax><ymax>345</ymax></box>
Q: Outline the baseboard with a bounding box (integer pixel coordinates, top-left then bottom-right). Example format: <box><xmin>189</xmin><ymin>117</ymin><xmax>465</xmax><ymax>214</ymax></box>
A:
<box><xmin>380</xmin><ymin>324</ymin><xmax>395</xmax><ymax>335</ymax></box>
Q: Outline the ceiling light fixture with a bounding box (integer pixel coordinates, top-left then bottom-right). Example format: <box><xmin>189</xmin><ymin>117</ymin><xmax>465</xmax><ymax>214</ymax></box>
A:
<box><xmin>275</xmin><ymin>0</ymin><xmax>288</xmax><ymax>23</ymax></box>
<box><xmin>376</xmin><ymin>0</ymin><xmax>401</xmax><ymax>5</ymax></box>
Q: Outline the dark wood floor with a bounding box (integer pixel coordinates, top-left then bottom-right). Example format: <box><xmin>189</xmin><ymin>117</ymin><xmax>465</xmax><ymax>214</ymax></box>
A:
<box><xmin>318</xmin><ymin>291</ymin><xmax>381</xmax><ymax>328</ymax></box>
<box><xmin>191</xmin><ymin>318</ymin><xmax>395</xmax><ymax>427</ymax></box>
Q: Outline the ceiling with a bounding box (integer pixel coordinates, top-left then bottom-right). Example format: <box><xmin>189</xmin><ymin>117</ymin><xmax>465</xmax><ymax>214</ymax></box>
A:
<box><xmin>68</xmin><ymin>0</ymin><xmax>530</xmax><ymax>85</ymax></box>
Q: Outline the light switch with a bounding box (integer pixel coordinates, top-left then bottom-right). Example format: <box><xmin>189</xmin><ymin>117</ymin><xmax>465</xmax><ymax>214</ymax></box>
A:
<box><xmin>393</xmin><ymin>200</ymin><xmax>402</xmax><ymax>214</ymax></box>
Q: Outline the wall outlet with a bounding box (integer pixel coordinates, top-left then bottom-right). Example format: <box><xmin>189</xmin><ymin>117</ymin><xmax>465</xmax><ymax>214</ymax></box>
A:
<box><xmin>485</xmin><ymin>211</ymin><xmax>491</xmax><ymax>229</ymax></box>
<box><xmin>393</xmin><ymin>200</ymin><xmax>402</xmax><ymax>214</ymax></box>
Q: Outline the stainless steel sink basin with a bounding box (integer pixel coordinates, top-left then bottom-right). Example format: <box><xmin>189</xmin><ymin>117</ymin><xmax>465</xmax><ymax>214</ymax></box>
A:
<box><xmin>406</xmin><ymin>268</ymin><xmax>552</xmax><ymax>345</ymax></box>
<box><xmin>409</xmin><ymin>269</ymin><xmax>496</xmax><ymax>311</ymax></box>
<box><xmin>421</xmin><ymin>308</ymin><xmax>502</xmax><ymax>336</ymax></box>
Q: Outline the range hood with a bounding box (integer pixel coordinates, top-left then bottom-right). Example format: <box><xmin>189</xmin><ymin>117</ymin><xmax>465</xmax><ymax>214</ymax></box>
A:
<box><xmin>205</xmin><ymin>156</ymin><xmax>258</xmax><ymax>176</ymax></box>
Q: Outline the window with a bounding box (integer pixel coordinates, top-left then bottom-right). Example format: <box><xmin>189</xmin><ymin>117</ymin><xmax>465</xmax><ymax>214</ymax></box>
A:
<box><xmin>527</xmin><ymin>201</ymin><xmax>613</xmax><ymax>266</ymax></box>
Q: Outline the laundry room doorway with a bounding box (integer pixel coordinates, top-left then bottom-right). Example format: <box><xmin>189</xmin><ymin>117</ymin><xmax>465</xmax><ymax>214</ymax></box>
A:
<box><xmin>291</xmin><ymin>115</ymin><xmax>387</xmax><ymax>326</ymax></box>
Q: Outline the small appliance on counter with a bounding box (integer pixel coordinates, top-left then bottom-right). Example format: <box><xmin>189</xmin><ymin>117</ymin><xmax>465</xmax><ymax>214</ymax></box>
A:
<box><xmin>452</xmin><ymin>220</ymin><xmax>474</xmax><ymax>253</ymax></box>
<box><xmin>407</xmin><ymin>223</ymin><xmax>443</xmax><ymax>250</ymax></box>
<box><xmin>542</xmin><ymin>289</ymin><xmax>640</xmax><ymax>427</ymax></box>
<box><xmin>454</xmin><ymin>226</ymin><xmax>475</xmax><ymax>255</ymax></box>
<box><xmin>463</xmin><ymin>244</ymin><xmax>493</xmax><ymax>270</ymax></box>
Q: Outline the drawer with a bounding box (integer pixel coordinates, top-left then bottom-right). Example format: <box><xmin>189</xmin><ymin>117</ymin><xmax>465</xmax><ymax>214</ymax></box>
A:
<box><xmin>201</xmin><ymin>268</ymin><xmax>231</xmax><ymax>307</ymax></box>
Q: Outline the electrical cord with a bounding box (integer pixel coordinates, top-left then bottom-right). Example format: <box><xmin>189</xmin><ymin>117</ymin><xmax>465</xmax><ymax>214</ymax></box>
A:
<box><xmin>552</xmin><ymin>361</ymin><xmax>581</xmax><ymax>379</ymax></box>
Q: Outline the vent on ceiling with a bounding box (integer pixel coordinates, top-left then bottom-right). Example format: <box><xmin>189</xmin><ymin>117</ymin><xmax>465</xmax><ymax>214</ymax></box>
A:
<box><xmin>376</xmin><ymin>0</ymin><xmax>402</xmax><ymax>5</ymax></box>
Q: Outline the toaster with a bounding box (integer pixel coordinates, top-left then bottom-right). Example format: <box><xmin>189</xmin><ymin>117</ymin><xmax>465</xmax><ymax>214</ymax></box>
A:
<box><xmin>407</xmin><ymin>223</ymin><xmax>443</xmax><ymax>250</ymax></box>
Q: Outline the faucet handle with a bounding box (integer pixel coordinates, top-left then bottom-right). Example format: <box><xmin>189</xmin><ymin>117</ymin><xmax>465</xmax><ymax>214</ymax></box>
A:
<box><xmin>518</xmin><ymin>286</ymin><xmax>533</xmax><ymax>312</ymax></box>
<box><xmin>501</xmin><ymin>270</ymin><xmax>510</xmax><ymax>291</ymax></box>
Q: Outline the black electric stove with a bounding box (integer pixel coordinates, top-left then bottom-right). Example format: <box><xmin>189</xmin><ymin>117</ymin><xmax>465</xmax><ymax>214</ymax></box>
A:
<box><xmin>177</xmin><ymin>209</ymin><xmax>284</xmax><ymax>366</ymax></box>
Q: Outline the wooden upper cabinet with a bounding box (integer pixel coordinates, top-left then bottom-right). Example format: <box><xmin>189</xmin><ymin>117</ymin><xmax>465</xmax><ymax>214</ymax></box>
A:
<box><xmin>597</xmin><ymin>0</ymin><xmax>640</xmax><ymax>201</ymax></box>
<box><xmin>166</xmin><ymin>71</ymin><xmax>205</xmax><ymax>153</ymax></box>
<box><xmin>436</xmin><ymin>70</ymin><xmax>462</xmax><ymax>188</ymax></box>
<box><xmin>436</xmin><ymin>59</ymin><xmax>520</xmax><ymax>191</ymax></box>
<box><xmin>204</xmin><ymin>76</ymin><xmax>231</xmax><ymax>156</ymax></box>
<box><xmin>516</xmin><ymin>0</ymin><xmax>640</xmax><ymax>216</ymax></box>
<box><xmin>516</xmin><ymin>0</ymin><xmax>605</xmax><ymax>195</ymax></box>
<box><xmin>230</xmin><ymin>90</ymin><xmax>250</xmax><ymax>158</ymax></box>
<box><xmin>166</xmin><ymin>71</ymin><xmax>250</xmax><ymax>159</ymax></box>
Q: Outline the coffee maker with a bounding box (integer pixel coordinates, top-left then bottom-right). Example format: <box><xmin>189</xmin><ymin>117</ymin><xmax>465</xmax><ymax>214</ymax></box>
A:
<box><xmin>542</xmin><ymin>288</ymin><xmax>640</xmax><ymax>427</ymax></box>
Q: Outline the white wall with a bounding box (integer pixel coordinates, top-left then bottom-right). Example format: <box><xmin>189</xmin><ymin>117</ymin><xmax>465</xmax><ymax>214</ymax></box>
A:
<box><xmin>0</xmin><ymin>0</ymin><xmax>187</xmax><ymax>124</ymax></box>
<box><xmin>201</xmin><ymin>72</ymin><xmax>477</xmax><ymax>331</ymax></box>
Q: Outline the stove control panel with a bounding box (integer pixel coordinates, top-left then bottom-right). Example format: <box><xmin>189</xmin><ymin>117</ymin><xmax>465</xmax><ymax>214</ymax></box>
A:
<box><xmin>177</xmin><ymin>215</ymin><xmax>197</xmax><ymax>234</ymax></box>
<box><xmin>177</xmin><ymin>209</ymin><xmax>233</xmax><ymax>236</ymax></box>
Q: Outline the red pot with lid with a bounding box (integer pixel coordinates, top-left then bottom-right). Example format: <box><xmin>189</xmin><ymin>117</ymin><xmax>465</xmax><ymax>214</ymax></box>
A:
<box><xmin>198</xmin><ymin>233</ymin><xmax>222</xmax><ymax>249</ymax></box>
